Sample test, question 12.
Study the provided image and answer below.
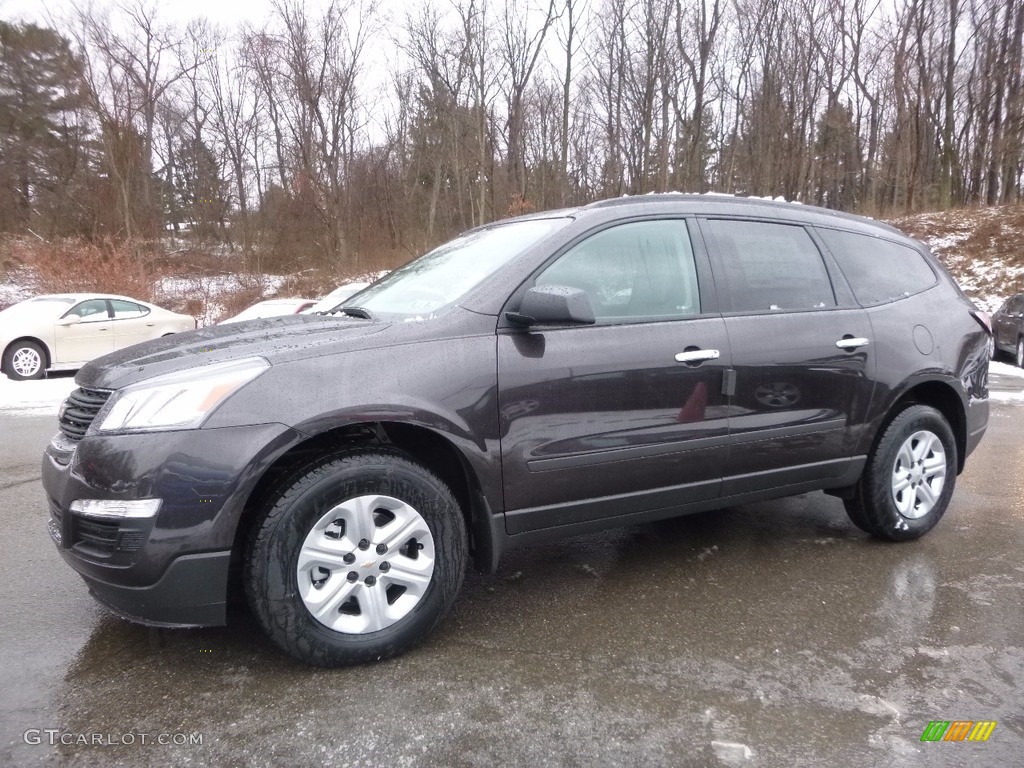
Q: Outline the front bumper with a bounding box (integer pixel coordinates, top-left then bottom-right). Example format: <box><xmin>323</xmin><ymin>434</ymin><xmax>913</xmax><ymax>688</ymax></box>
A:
<box><xmin>42</xmin><ymin>422</ymin><xmax>302</xmax><ymax>627</ymax></box>
<box><xmin>74</xmin><ymin>551</ymin><xmax>231</xmax><ymax>627</ymax></box>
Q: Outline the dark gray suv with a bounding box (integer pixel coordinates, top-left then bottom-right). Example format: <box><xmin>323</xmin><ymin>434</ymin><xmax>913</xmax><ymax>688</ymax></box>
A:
<box><xmin>992</xmin><ymin>292</ymin><xmax>1024</xmax><ymax>366</ymax></box>
<box><xmin>43</xmin><ymin>195</ymin><xmax>990</xmax><ymax>666</ymax></box>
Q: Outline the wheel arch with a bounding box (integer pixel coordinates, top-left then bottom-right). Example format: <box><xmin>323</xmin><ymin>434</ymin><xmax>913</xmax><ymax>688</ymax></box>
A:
<box><xmin>876</xmin><ymin>379</ymin><xmax>967</xmax><ymax>473</ymax></box>
<box><xmin>229</xmin><ymin>420</ymin><xmax>500</xmax><ymax>598</ymax></box>
<box><xmin>2</xmin><ymin>336</ymin><xmax>52</xmax><ymax>369</ymax></box>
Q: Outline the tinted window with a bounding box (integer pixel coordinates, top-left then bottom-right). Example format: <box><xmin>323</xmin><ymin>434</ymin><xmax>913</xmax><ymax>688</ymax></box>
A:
<box><xmin>817</xmin><ymin>229</ymin><xmax>936</xmax><ymax>306</ymax></box>
<box><xmin>536</xmin><ymin>220</ymin><xmax>700</xmax><ymax>321</ymax></box>
<box><xmin>110</xmin><ymin>299</ymin><xmax>148</xmax><ymax>318</ymax></box>
<box><xmin>705</xmin><ymin>220</ymin><xmax>835</xmax><ymax>312</ymax></box>
<box><xmin>65</xmin><ymin>299</ymin><xmax>109</xmax><ymax>320</ymax></box>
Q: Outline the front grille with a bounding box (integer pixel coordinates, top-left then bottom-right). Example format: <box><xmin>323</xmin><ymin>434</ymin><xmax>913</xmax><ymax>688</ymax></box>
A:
<box><xmin>59</xmin><ymin>387</ymin><xmax>111</xmax><ymax>441</ymax></box>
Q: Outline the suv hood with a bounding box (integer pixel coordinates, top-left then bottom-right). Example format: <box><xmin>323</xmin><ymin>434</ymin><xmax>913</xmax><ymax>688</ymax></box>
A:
<box><xmin>76</xmin><ymin>315</ymin><xmax>389</xmax><ymax>390</ymax></box>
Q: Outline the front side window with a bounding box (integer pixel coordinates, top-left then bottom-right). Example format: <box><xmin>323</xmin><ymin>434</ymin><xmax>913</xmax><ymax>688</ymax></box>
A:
<box><xmin>535</xmin><ymin>220</ymin><xmax>701</xmax><ymax>322</ymax></box>
<box><xmin>65</xmin><ymin>299</ymin><xmax>110</xmax><ymax>320</ymax></box>
<box><xmin>817</xmin><ymin>228</ymin><xmax>937</xmax><ymax>306</ymax></box>
<box><xmin>705</xmin><ymin>220</ymin><xmax>836</xmax><ymax>313</ymax></box>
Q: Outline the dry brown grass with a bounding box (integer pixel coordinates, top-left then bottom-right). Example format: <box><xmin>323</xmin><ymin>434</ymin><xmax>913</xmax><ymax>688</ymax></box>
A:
<box><xmin>14</xmin><ymin>237</ymin><xmax>161</xmax><ymax>300</ymax></box>
<box><xmin>277</xmin><ymin>269</ymin><xmax>334</xmax><ymax>299</ymax></box>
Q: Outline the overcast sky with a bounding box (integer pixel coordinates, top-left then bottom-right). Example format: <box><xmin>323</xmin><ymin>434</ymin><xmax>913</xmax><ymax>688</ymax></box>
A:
<box><xmin>1</xmin><ymin>0</ymin><xmax>281</xmax><ymax>28</ymax></box>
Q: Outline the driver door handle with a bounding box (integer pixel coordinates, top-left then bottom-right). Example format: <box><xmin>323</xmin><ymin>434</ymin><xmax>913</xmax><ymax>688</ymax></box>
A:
<box><xmin>675</xmin><ymin>349</ymin><xmax>720</xmax><ymax>363</ymax></box>
<box><xmin>835</xmin><ymin>337</ymin><xmax>869</xmax><ymax>350</ymax></box>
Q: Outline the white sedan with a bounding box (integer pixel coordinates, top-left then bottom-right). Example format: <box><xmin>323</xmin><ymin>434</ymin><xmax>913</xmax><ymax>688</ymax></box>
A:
<box><xmin>301</xmin><ymin>282</ymin><xmax>371</xmax><ymax>314</ymax></box>
<box><xmin>0</xmin><ymin>294</ymin><xmax>196</xmax><ymax>380</ymax></box>
<box><xmin>219</xmin><ymin>298</ymin><xmax>317</xmax><ymax>324</ymax></box>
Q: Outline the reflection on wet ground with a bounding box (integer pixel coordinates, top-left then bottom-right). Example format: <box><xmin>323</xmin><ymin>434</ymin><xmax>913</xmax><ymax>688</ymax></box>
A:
<box><xmin>2</xmin><ymin>409</ymin><xmax>1022</xmax><ymax>767</ymax></box>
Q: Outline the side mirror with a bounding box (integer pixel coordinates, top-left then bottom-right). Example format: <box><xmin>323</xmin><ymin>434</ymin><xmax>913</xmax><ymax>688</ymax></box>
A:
<box><xmin>58</xmin><ymin>315</ymin><xmax>82</xmax><ymax>326</ymax></box>
<box><xmin>506</xmin><ymin>285</ymin><xmax>596</xmax><ymax>327</ymax></box>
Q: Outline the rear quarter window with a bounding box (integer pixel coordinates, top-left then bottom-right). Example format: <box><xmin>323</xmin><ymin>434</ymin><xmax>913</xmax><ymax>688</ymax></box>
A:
<box><xmin>817</xmin><ymin>228</ymin><xmax>937</xmax><ymax>306</ymax></box>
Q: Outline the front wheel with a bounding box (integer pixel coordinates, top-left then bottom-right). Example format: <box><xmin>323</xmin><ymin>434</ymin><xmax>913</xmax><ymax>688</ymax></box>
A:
<box><xmin>1016</xmin><ymin>337</ymin><xmax>1024</xmax><ymax>368</ymax></box>
<box><xmin>245</xmin><ymin>448</ymin><xmax>467</xmax><ymax>667</ymax></box>
<box><xmin>844</xmin><ymin>405</ymin><xmax>957</xmax><ymax>542</ymax></box>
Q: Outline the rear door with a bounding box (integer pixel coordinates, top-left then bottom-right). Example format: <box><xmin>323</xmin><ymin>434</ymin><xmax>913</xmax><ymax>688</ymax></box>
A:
<box><xmin>109</xmin><ymin>299</ymin><xmax>154</xmax><ymax>349</ymax></box>
<box><xmin>497</xmin><ymin>218</ymin><xmax>732</xmax><ymax>534</ymax></box>
<box><xmin>698</xmin><ymin>218</ymin><xmax>876</xmax><ymax>494</ymax></box>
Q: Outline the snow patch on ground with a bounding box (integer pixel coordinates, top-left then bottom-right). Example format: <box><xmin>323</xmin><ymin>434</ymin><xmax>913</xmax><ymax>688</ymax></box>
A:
<box><xmin>989</xmin><ymin>361</ymin><xmax>1024</xmax><ymax>379</ymax></box>
<box><xmin>988</xmin><ymin>361</ymin><xmax>1024</xmax><ymax>404</ymax></box>
<box><xmin>0</xmin><ymin>374</ymin><xmax>77</xmax><ymax>416</ymax></box>
<box><xmin>155</xmin><ymin>273</ymin><xmax>286</xmax><ymax>327</ymax></box>
<box><xmin>990</xmin><ymin>390</ymin><xmax>1024</xmax><ymax>404</ymax></box>
<box><xmin>0</xmin><ymin>269</ymin><xmax>35</xmax><ymax>310</ymax></box>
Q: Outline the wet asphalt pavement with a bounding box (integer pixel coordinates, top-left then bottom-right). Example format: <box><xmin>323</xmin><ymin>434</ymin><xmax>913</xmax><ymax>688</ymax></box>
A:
<box><xmin>2</xmin><ymin>385</ymin><xmax>1022</xmax><ymax>767</ymax></box>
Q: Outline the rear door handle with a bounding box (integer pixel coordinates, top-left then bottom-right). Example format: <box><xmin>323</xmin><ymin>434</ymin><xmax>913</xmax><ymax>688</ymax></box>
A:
<box><xmin>835</xmin><ymin>337</ymin><xmax>869</xmax><ymax>350</ymax></box>
<box><xmin>675</xmin><ymin>349</ymin><xmax>720</xmax><ymax>363</ymax></box>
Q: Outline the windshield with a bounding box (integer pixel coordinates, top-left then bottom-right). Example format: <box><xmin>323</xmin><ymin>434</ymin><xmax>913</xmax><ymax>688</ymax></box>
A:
<box><xmin>334</xmin><ymin>218</ymin><xmax>568</xmax><ymax>320</ymax></box>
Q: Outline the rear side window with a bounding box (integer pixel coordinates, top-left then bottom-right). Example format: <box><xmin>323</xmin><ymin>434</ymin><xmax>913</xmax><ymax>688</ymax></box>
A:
<box><xmin>817</xmin><ymin>229</ymin><xmax>936</xmax><ymax>306</ymax></box>
<box><xmin>536</xmin><ymin>220</ymin><xmax>700</xmax><ymax>321</ymax></box>
<box><xmin>110</xmin><ymin>299</ymin><xmax>149</xmax><ymax>319</ymax></box>
<box><xmin>704</xmin><ymin>220</ymin><xmax>836</xmax><ymax>313</ymax></box>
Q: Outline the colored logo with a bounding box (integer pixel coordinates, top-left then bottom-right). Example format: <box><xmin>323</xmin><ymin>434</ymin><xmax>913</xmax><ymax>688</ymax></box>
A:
<box><xmin>920</xmin><ymin>721</ymin><xmax>997</xmax><ymax>742</ymax></box>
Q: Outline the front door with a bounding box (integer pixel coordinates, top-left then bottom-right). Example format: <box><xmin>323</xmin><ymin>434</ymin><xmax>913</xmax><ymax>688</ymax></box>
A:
<box><xmin>54</xmin><ymin>298</ymin><xmax>114</xmax><ymax>364</ymax></box>
<box><xmin>497</xmin><ymin>219</ymin><xmax>732</xmax><ymax>534</ymax></box>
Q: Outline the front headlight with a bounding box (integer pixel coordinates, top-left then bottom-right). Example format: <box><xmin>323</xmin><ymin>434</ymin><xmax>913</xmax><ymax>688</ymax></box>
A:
<box><xmin>96</xmin><ymin>357</ymin><xmax>270</xmax><ymax>433</ymax></box>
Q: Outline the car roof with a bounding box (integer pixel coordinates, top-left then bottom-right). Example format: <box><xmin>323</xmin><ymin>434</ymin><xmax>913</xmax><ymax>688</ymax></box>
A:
<box><xmin>495</xmin><ymin>193</ymin><xmax>906</xmax><ymax>240</ymax></box>
<box><xmin>33</xmin><ymin>293</ymin><xmax>152</xmax><ymax>303</ymax></box>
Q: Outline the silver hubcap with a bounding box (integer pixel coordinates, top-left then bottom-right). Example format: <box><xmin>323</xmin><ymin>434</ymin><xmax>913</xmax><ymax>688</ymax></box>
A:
<box><xmin>891</xmin><ymin>430</ymin><xmax>946</xmax><ymax>519</ymax></box>
<box><xmin>12</xmin><ymin>347</ymin><xmax>41</xmax><ymax>377</ymax></box>
<box><xmin>1017</xmin><ymin>340</ymin><xmax>1023</xmax><ymax>367</ymax></box>
<box><xmin>297</xmin><ymin>494</ymin><xmax>435</xmax><ymax>634</ymax></box>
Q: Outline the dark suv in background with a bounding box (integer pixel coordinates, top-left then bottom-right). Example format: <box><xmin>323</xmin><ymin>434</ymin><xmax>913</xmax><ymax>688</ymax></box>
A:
<box><xmin>43</xmin><ymin>195</ymin><xmax>990</xmax><ymax>666</ymax></box>
<box><xmin>992</xmin><ymin>292</ymin><xmax>1024</xmax><ymax>366</ymax></box>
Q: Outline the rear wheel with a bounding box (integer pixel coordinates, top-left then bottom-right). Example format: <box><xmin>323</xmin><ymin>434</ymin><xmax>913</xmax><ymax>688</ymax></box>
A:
<box><xmin>844</xmin><ymin>405</ymin><xmax>956</xmax><ymax>541</ymax></box>
<box><xmin>2</xmin><ymin>340</ymin><xmax>45</xmax><ymax>380</ymax></box>
<box><xmin>245</xmin><ymin>448</ymin><xmax>467</xmax><ymax>667</ymax></box>
<box><xmin>1016</xmin><ymin>337</ymin><xmax>1023</xmax><ymax>368</ymax></box>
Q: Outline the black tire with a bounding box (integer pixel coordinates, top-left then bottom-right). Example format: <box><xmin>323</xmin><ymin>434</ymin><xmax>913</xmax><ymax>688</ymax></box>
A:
<box><xmin>1016</xmin><ymin>337</ymin><xmax>1024</xmax><ymax>368</ymax></box>
<box><xmin>2</xmin><ymin>340</ymin><xmax>46</xmax><ymax>380</ymax></box>
<box><xmin>245</xmin><ymin>448</ymin><xmax>467</xmax><ymax>667</ymax></box>
<box><xmin>844</xmin><ymin>405</ymin><xmax>957</xmax><ymax>542</ymax></box>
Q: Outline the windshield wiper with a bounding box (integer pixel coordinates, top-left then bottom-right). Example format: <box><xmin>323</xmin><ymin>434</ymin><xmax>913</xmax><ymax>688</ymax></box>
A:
<box><xmin>334</xmin><ymin>306</ymin><xmax>376</xmax><ymax>320</ymax></box>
